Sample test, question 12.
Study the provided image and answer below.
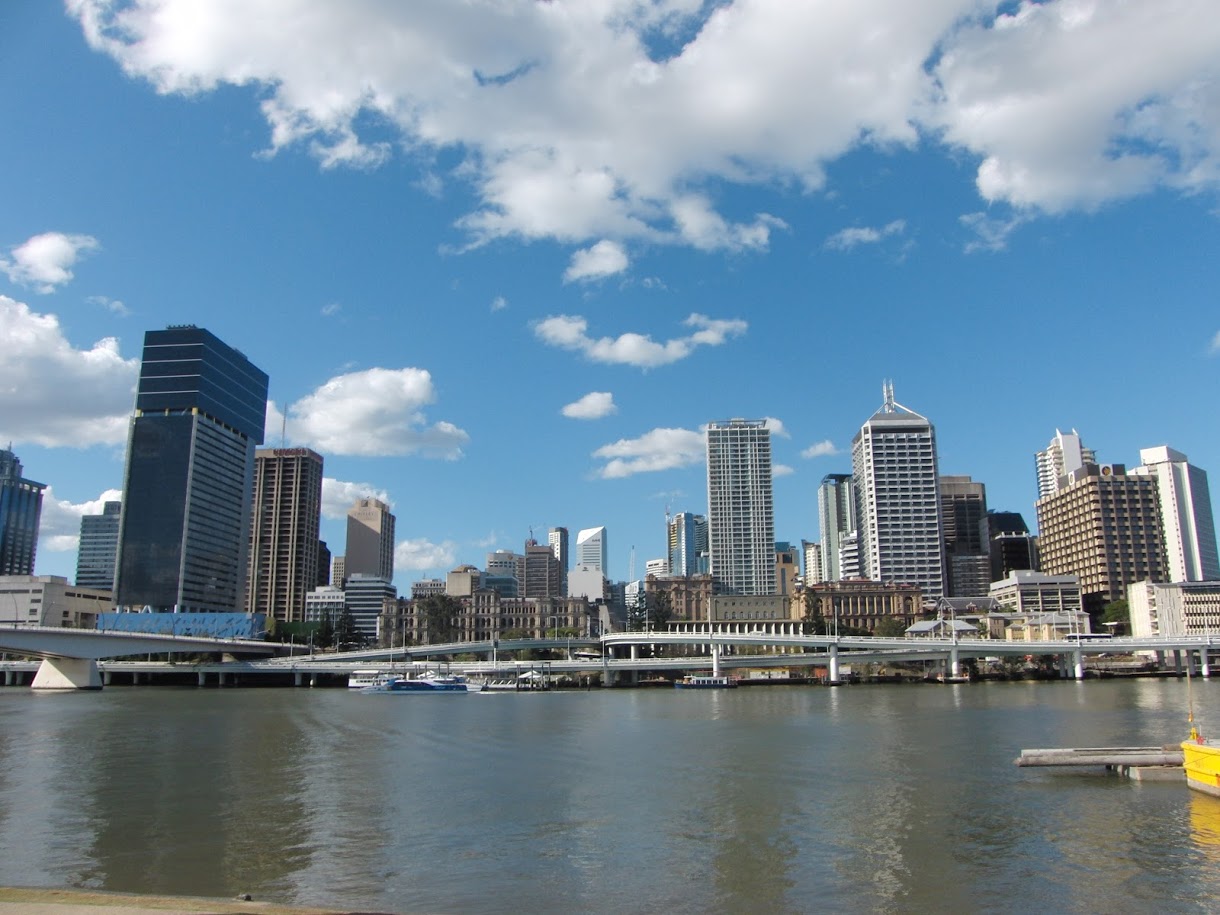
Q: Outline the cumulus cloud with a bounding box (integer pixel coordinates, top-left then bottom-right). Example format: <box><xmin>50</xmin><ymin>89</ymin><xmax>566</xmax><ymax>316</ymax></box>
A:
<box><xmin>772</xmin><ymin>464</ymin><xmax>794</xmax><ymax>477</ymax></box>
<box><xmin>321</xmin><ymin>477</ymin><xmax>392</xmax><ymax>520</ymax></box>
<box><xmin>564</xmin><ymin>240</ymin><xmax>629</xmax><ymax>283</ymax></box>
<box><xmin>762</xmin><ymin>417</ymin><xmax>789</xmax><ymax>438</ymax></box>
<box><xmin>396</xmin><ymin>537</ymin><xmax>458</xmax><ymax>571</ymax></box>
<box><xmin>535</xmin><ymin>312</ymin><xmax>746</xmax><ymax>369</ymax></box>
<box><xmin>287</xmin><ymin>367</ymin><xmax>469</xmax><ymax>458</ymax></box>
<box><xmin>825</xmin><ymin>219</ymin><xmax>906</xmax><ymax>251</ymax></box>
<box><xmin>931</xmin><ymin>1</ymin><xmax>1220</xmax><ymax>212</ymax></box>
<box><xmin>801</xmin><ymin>440</ymin><xmax>841</xmax><ymax>459</ymax></box>
<box><xmin>67</xmin><ymin>2</ymin><xmax>1220</xmax><ymax>256</ymax></box>
<box><xmin>562</xmin><ymin>391</ymin><xmax>617</xmax><ymax>420</ymax></box>
<box><xmin>1</xmin><ymin>232</ymin><xmax>100</xmax><ymax>293</ymax></box>
<box><xmin>87</xmin><ymin>295</ymin><xmax>131</xmax><ymax>317</ymax></box>
<box><xmin>490</xmin><ymin>295</ymin><xmax>508</xmax><ymax>312</ymax></box>
<box><xmin>592</xmin><ymin>427</ymin><xmax>705</xmax><ymax>479</ymax></box>
<box><xmin>38</xmin><ymin>486</ymin><xmax>123</xmax><ymax>554</ymax></box>
<box><xmin>0</xmin><ymin>296</ymin><xmax>138</xmax><ymax>447</ymax></box>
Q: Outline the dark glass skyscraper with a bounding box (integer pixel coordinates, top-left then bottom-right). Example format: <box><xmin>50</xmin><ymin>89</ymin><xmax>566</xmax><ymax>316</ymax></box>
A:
<box><xmin>76</xmin><ymin>500</ymin><xmax>121</xmax><ymax>590</ymax></box>
<box><xmin>0</xmin><ymin>447</ymin><xmax>44</xmax><ymax>576</ymax></box>
<box><xmin>115</xmin><ymin>327</ymin><xmax>268</xmax><ymax>613</ymax></box>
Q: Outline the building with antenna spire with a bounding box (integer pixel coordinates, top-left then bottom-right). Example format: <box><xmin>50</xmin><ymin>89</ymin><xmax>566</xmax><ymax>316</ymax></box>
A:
<box><xmin>247</xmin><ymin>447</ymin><xmax>324</xmax><ymax>622</ymax></box>
<box><xmin>851</xmin><ymin>382</ymin><xmax>945</xmax><ymax>603</ymax></box>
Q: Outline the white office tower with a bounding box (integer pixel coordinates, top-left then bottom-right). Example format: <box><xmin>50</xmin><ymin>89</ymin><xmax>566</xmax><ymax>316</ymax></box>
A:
<box><xmin>1131</xmin><ymin>446</ymin><xmax>1220</xmax><ymax>581</ymax></box>
<box><xmin>817</xmin><ymin>474</ymin><xmax>856</xmax><ymax>581</ymax></box>
<box><xmin>706</xmin><ymin>419</ymin><xmax>774</xmax><ymax>595</ymax></box>
<box><xmin>575</xmin><ymin>526</ymin><xmax>608</xmax><ymax>573</ymax></box>
<box><xmin>851</xmin><ymin>383</ymin><xmax>946</xmax><ymax>601</ymax></box>
<box><xmin>1035</xmin><ymin>429</ymin><xmax>1096</xmax><ymax>500</ymax></box>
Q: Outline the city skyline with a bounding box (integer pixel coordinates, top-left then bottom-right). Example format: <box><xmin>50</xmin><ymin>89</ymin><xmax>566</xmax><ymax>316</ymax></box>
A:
<box><xmin>4</xmin><ymin>3</ymin><xmax>1220</xmax><ymax>594</ymax></box>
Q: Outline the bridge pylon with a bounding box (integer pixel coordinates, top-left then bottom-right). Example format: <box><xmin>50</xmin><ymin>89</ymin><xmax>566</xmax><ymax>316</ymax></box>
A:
<box><xmin>31</xmin><ymin>658</ymin><xmax>103</xmax><ymax>691</ymax></box>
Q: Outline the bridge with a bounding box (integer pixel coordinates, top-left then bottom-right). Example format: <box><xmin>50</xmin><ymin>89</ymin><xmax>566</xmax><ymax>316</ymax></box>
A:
<box><xmin>0</xmin><ymin>625</ymin><xmax>275</xmax><ymax>689</ymax></box>
<box><xmin>0</xmin><ymin>624</ymin><xmax>1214</xmax><ymax>689</ymax></box>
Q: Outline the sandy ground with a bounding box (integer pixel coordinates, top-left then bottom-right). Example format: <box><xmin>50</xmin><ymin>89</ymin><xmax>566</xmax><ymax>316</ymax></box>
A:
<box><xmin>0</xmin><ymin>887</ymin><xmax>382</xmax><ymax>915</ymax></box>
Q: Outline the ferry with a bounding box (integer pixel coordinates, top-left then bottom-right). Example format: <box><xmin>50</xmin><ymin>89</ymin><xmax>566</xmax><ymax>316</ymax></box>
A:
<box><xmin>674</xmin><ymin>674</ymin><xmax>738</xmax><ymax>690</ymax></box>
<box><xmin>348</xmin><ymin>669</ymin><xmax>393</xmax><ymax>689</ymax></box>
<box><xmin>362</xmin><ymin>673</ymin><xmax>473</xmax><ymax>693</ymax></box>
<box><xmin>1182</xmin><ymin>728</ymin><xmax>1220</xmax><ymax>797</ymax></box>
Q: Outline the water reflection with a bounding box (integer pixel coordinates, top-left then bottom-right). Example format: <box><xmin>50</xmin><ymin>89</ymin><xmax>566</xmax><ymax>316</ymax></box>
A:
<box><xmin>2</xmin><ymin>681</ymin><xmax>1220</xmax><ymax>913</ymax></box>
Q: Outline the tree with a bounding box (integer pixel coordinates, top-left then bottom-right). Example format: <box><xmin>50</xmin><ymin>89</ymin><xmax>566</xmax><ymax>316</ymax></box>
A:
<box><xmin>648</xmin><ymin>590</ymin><xmax>674</xmax><ymax>629</ymax></box>
<box><xmin>872</xmin><ymin>617</ymin><xmax>907</xmax><ymax>638</ymax></box>
<box><xmin>314</xmin><ymin>611</ymin><xmax>335</xmax><ymax>650</ymax></box>
<box><xmin>418</xmin><ymin>594</ymin><xmax>463</xmax><ymax>644</ymax></box>
<box><xmin>1101</xmin><ymin>599</ymin><xmax>1129</xmax><ymax>635</ymax></box>
<box><xmin>801</xmin><ymin>591</ymin><xmax>828</xmax><ymax>637</ymax></box>
<box><xmin>333</xmin><ymin>608</ymin><xmax>364</xmax><ymax>651</ymax></box>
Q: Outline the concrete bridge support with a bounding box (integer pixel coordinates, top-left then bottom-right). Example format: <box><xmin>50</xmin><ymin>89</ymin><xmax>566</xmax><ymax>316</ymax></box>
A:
<box><xmin>949</xmin><ymin>647</ymin><xmax>961</xmax><ymax>678</ymax></box>
<box><xmin>1201</xmin><ymin>648</ymin><xmax>1211</xmax><ymax>679</ymax></box>
<box><xmin>1073</xmin><ymin>649</ymin><xmax>1085</xmax><ymax>681</ymax></box>
<box><xmin>31</xmin><ymin>658</ymin><xmax>103</xmax><ymax>691</ymax></box>
<box><xmin>4</xmin><ymin>670</ymin><xmax>12</xmax><ymax>686</ymax></box>
<box><xmin>197</xmin><ymin>671</ymin><xmax>206</xmax><ymax>687</ymax></box>
<box><xmin>827</xmin><ymin>645</ymin><xmax>841</xmax><ymax>685</ymax></box>
<box><xmin>294</xmin><ymin>672</ymin><xmax>304</xmax><ymax>687</ymax></box>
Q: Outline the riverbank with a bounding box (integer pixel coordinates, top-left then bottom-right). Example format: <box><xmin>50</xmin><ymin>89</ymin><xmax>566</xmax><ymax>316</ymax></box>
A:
<box><xmin>0</xmin><ymin>887</ymin><xmax>351</xmax><ymax>914</ymax></box>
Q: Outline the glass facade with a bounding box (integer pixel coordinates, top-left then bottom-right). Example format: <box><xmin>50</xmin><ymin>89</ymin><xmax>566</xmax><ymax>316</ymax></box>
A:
<box><xmin>0</xmin><ymin>448</ymin><xmax>45</xmax><ymax>576</ymax></box>
<box><xmin>706</xmin><ymin>420</ymin><xmax>774</xmax><ymax>596</ymax></box>
<box><xmin>115</xmin><ymin>327</ymin><xmax>268</xmax><ymax>613</ymax></box>
<box><xmin>76</xmin><ymin>501</ymin><xmax>121</xmax><ymax>591</ymax></box>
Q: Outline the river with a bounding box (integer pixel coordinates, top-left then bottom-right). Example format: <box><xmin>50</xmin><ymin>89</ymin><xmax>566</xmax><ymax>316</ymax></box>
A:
<box><xmin>1</xmin><ymin>679</ymin><xmax>1218</xmax><ymax>914</ymax></box>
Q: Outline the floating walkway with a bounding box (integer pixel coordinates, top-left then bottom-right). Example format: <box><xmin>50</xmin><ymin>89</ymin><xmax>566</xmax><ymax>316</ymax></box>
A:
<box><xmin>1015</xmin><ymin>746</ymin><xmax>1186</xmax><ymax>782</ymax></box>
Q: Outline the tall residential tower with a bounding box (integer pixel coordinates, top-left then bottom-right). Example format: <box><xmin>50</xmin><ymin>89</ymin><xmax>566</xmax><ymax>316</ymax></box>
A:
<box><xmin>1131</xmin><ymin>446</ymin><xmax>1219</xmax><ymax>582</ymax></box>
<box><xmin>817</xmin><ymin>473</ymin><xmax>856</xmax><ymax>582</ymax></box>
<box><xmin>706</xmin><ymin>419</ymin><xmax>774</xmax><ymax>595</ymax></box>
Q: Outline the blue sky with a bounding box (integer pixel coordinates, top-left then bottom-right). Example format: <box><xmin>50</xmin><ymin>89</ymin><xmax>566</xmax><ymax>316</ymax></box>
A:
<box><xmin>3</xmin><ymin>1</ymin><xmax>1219</xmax><ymax>591</ymax></box>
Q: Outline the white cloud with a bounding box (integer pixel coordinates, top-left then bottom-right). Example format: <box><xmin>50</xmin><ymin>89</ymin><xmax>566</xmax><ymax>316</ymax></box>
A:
<box><xmin>38</xmin><ymin>486</ymin><xmax>123</xmax><ymax>554</ymax></box>
<box><xmin>87</xmin><ymin>295</ymin><xmax>131</xmax><ymax>317</ymax></box>
<box><xmin>321</xmin><ymin>302</ymin><xmax>342</xmax><ymax>317</ymax></box>
<box><xmin>801</xmin><ymin>439</ymin><xmax>841</xmax><ymax>459</ymax></box>
<box><xmin>535</xmin><ymin>312</ymin><xmax>746</xmax><ymax>369</ymax></box>
<box><xmin>0</xmin><ymin>296</ymin><xmax>138</xmax><ymax>447</ymax></box>
<box><xmin>562</xmin><ymin>391</ymin><xmax>617</xmax><ymax>420</ymax></box>
<box><xmin>321</xmin><ymin>477</ymin><xmax>391</xmax><ymax>520</ymax></box>
<box><xmin>564</xmin><ymin>240</ymin><xmax>629</xmax><ymax>283</ymax></box>
<box><xmin>1</xmin><ymin>232</ymin><xmax>100</xmax><ymax>293</ymax></box>
<box><xmin>287</xmin><ymin>367</ymin><xmax>469</xmax><ymax>458</ymax></box>
<box><xmin>772</xmin><ymin>464</ymin><xmax>794</xmax><ymax>477</ymax></box>
<box><xmin>960</xmin><ymin>211</ymin><xmax>1031</xmax><ymax>253</ymax></box>
<box><xmin>932</xmin><ymin>1</ymin><xmax>1220</xmax><ymax>211</ymax></box>
<box><xmin>1210</xmin><ymin>330</ymin><xmax>1220</xmax><ymax>354</ymax></box>
<box><xmin>67</xmin><ymin>2</ymin><xmax>1220</xmax><ymax>253</ymax></box>
<box><xmin>490</xmin><ymin>295</ymin><xmax>508</xmax><ymax>312</ymax></box>
<box><xmin>762</xmin><ymin>417</ymin><xmax>789</xmax><ymax>438</ymax></box>
<box><xmin>396</xmin><ymin>537</ymin><xmax>458</xmax><ymax>571</ymax></box>
<box><xmin>825</xmin><ymin>219</ymin><xmax>906</xmax><ymax>251</ymax></box>
<box><xmin>592</xmin><ymin>427</ymin><xmax>705</xmax><ymax>479</ymax></box>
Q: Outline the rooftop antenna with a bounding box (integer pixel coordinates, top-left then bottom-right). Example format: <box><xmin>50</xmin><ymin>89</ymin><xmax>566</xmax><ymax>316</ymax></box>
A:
<box><xmin>280</xmin><ymin>407</ymin><xmax>287</xmax><ymax>448</ymax></box>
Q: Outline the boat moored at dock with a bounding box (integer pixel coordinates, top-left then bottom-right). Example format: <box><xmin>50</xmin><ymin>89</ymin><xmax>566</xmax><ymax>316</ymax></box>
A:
<box><xmin>362</xmin><ymin>673</ymin><xmax>473</xmax><ymax>693</ymax></box>
<box><xmin>675</xmin><ymin>674</ymin><xmax>738</xmax><ymax>689</ymax></box>
<box><xmin>1182</xmin><ymin>729</ymin><xmax>1220</xmax><ymax>797</ymax></box>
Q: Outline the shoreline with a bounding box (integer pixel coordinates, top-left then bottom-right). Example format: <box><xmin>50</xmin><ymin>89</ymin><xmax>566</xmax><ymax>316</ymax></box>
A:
<box><xmin>0</xmin><ymin>887</ymin><xmax>356</xmax><ymax>915</ymax></box>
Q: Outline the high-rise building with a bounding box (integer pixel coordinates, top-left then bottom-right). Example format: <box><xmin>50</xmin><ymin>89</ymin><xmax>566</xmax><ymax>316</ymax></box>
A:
<box><xmin>706</xmin><ymin>419</ymin><xmax>774</xmax><ymax>596</ymax></box>
<box><xmin>345</xmin><ymin>498</ymin><xmax>395</xmax><ymax>581</ymax></box>
<box><xmin>1130</xmin><ymin>446</ymin><xmax>1219</xmax><ymax>582</ymax></box>
<box><xmin>548</xmin><ymin>527</ymin><xmax>569</xmax><ymax>595</ymax></box>
<box><xmin>852</xmin><ymin>384</ymin><xmax>945</xmax><ymax>601</ymax></box>
<box><xmin>667</xmin><ymin>511</ymin><xmax>709</xmax><ymax>577</ymax></box>
<box><xmin>0</xmin><ymin>447</ymin><xmax>45</xmax><ymax>577</ymax></box>
<box><xmin>1036</xmin><ymin>463</ymin><xmax>1167</xmax><ymax>613</ymax></box>
<box><xmin>575</xmin><ymin>526</ymin><xmax>608</xmax><ymax>574</ymax></box>
<box><xmin>982</xmin><ymin>511</ymin><xmax>1039</xmax><ymax>582</ymax></box>
<box><xmin>522</xmin><ymin>539</ymin><xmax>563</xmax><ymax>599</ymax></box>
<box><xmin>775</xmin><ymin>542</ymin><xmax>801</xmax><ymax>597</ymax></box>
<box><xmin>115</xmin><ymin>326</ymin><xmax>268</xmax><ymax>613</ymax></box>
<box><xmin>802</xmin><ymin>539</ymin><xmax>823</xmax><ymax>585</ymax></box>
<box><xmin>817</xmin><ymin>474</ymin><xmax>856</xmax><ymax>582</ymax></box>
<box><xmin>76</xmin><ymin>500</ymin><xmax>121</xmax><ymax>590</ymax></box>
<box><xmin>940</xmin><ymin>475</ymin><xmax>989</xmax><ymax>597</ymax></box>
<box><xmin>247</xmin><ymin>447</ymin><xmax>324</xmax><ymax>623</ymax></box>
<box><xmin>343</xmin><ymin>573</ymin><xmax>396</xmax><ymax>640</ymax></box>
<box><xmin>1035</xmin><ymin>429</ymin><xmax>1096</xmax><ymax>500</ymax></box>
